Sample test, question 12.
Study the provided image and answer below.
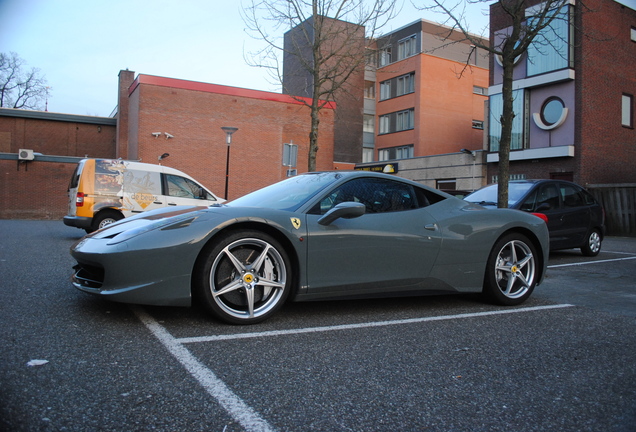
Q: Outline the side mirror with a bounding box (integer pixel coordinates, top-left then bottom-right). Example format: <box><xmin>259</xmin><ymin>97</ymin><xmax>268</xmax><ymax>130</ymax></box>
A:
<box><xmin>535</xmin><ymin>202</ymin><xmax>551</xmax><ymax>212</ymax></box>
<box><xmin>197</xmin><ymin>188</ymin><xmax>207</xmax><ymax>199</ymax></box>
<box><xmin>318</xmin><ymin>202</ymin><xmax>366</xmax><ymax>226</ymax></box>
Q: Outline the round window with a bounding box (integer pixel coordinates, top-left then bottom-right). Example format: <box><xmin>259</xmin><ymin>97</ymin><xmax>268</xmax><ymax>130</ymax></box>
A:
<box><xmin>541</xmin><ymin>97</ymin><xmax>565</xmax><ymax>126</ymax></box>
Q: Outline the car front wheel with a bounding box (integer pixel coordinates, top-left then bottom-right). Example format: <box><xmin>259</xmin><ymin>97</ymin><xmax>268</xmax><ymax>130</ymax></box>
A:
<box><xmin>483</xmin><ymin>233</ymin><xmax>538</xmax><ymax>306</ymax></box>
<box><xmin>581</xmin><ymin>229</ymin><xmax>601</xmax><ymax>257</ymax></box>
<box><xmin>194</xmin><ymin>230</ymin><xmax>292</xmax><ymax>324</ymax></box>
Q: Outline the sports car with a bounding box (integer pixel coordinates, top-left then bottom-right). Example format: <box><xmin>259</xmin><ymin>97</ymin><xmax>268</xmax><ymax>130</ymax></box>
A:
<box><xmin>71</xmin><ymin>171</ymin><xmax>549</xmax><ymax>324</ymax></box>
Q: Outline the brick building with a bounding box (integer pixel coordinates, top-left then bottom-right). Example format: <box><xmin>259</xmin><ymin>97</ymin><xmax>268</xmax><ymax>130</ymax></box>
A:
<box><xmin>0</xmin><ymin>109</ymin><xmax>116</xmax><ymax>219</ymax></box>
<box><xmin>357</xmin><ymin>19</ymin><xmax>490</xmax><ymax>192</ymax></box>
<box><xmin>0</xmin><ymin>72</ymin><xmax>335</xmax><ymax>219</ymax></box>
<box><xmin>117</xmin><ymin>72</ymin><xmax>335</xmax><ymax>200</ymax></box>
<box><xmin>487</xmin><ymin>0</ymin><xmax>636</xmax><ymax>185</ymax></box>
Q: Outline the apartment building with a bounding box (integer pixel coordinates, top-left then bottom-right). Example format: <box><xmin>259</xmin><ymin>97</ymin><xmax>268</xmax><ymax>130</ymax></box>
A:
<box><xmin>487</xmin><ymin>0</ymin><xmax>636</xmax><ymax>185</ymax></box>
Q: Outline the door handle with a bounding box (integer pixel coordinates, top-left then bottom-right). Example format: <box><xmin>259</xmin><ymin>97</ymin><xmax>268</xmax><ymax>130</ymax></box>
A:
<box><xmin>425</xmin><ymin>223</ymin><xmax>437</xmax><ymax>231</ymax></box>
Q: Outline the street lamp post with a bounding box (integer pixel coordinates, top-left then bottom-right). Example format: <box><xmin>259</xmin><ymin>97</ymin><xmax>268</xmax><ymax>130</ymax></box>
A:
<box><xmin>221</xmin><ymin>127</ymin><xmax>238</xmax><ymax>199</ymax></box>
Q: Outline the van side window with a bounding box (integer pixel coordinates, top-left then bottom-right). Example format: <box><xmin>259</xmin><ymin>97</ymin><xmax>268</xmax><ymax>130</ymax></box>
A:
<box><xmin>164</xmin><ymin>174</ymin><xmax>206</xmax><ymax>199</ymax></box>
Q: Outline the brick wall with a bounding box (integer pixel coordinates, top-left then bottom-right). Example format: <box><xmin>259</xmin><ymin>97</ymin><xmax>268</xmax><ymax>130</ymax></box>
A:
<box><xmin>577</xmin><ymin>0</ymin><xmax>636</xmax><ymax>185</ymax></box>
<box><xmin>0</xmin><ymin>110</ymin><xmax>117</xmax><ymax>220</ymax></box>
<box><xmin>0</xmin><ymin>159</ymin><xmax>76</xmax><ymax>220</ymax></box>
<box><xmin>125</xmin><ymin>76</ymin><xmax>335</xmax><ymax>200</ymax></box>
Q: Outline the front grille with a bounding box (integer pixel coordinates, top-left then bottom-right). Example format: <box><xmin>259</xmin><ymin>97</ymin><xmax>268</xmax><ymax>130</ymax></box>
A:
<box><xmin>73</xmin><ymin>263</ymin><xmax>104</xmax><ymax>289</ymax></box>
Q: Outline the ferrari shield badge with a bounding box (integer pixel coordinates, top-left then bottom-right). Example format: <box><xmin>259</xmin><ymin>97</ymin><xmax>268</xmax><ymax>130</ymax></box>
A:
<box><xmin>290</xmin><ymin>217</ymin><xmax>301</xmax><ymax>230</ymax></box>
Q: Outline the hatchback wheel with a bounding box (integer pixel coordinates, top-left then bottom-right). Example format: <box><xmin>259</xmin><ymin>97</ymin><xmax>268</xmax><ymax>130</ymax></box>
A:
<box><xmin>194</xmin><ymin>230</ymin><xmax>291</xmax><ymax>324</ymax></box>
<box><xmin>484</xmin><ymin>233</ymin><xmax>538</xmax><ymax>306</ymax></box>
<box><xmin>581</xmin><ymin>229</ymin><xmax>601</xmax><ymax>257</ymax></box>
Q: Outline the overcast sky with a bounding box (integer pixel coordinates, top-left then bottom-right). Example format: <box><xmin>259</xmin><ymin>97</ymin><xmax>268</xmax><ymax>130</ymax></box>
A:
<box><xmin>1</xmin><ymin>0</ymin><xmax>631</xmax><ymax>117</ymax></box>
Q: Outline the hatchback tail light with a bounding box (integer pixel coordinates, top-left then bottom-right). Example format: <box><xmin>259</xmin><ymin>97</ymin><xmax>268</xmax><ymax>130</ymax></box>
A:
<box><xmin>532</xmin><ymin>212</ymin><xmax>548</xmax><ymax>223</ymax></box>
<box><xmin>75</xmin><ymin>192</ymin><xmax>85</xmax><ymax>207</ymax></box>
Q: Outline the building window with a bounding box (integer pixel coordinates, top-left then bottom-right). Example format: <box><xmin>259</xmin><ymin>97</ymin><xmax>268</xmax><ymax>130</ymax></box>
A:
<box><xmin>631</xmin><ymin>26</ymin><xmax>636</xmax><ymax>42</ymax></box>
<box><xmin>397</xmin><ymin>73</ymin><xmax>415</xmax><ymax>96</ymax></box>
<box><xmin>380</xmin><ymin>81</ymin><xmax>391</xmax><ymax>101</ymax></box>
<box><xmin>379</xmin><ymin>145</ymin><xmax>414</xmax><ymax>161</ymax></box>
<box><xmin>436</xmin><ymin>179</ymin><xmax>456</xmax><ymax>191</ymax></box>
<box><xmin>397</xmin><ymin>34</ymin><xmax>417</xmax><ymax>61</ymax></box>
<box><xmin>378</xmin><ymin>109</ymin><xmax>415</xmax><ymax>134</ymax></box>
<box><xmin>363</xmin><ymin>115</ymin><xmax>375</xmax><ymax>133</ymax></box>
<box><xmin>396</xmin><ymin>109</ymin><xmax>415</xmax><ymax>131</ymax></box>
<box><xmin>472</xmin><ymin>120</ymin><xmax>484</xmax><ymax>130</ymax></box>
<box><xmin>364</xmin><ymin>81</ymin><xmax>375</xmax><ymax>99</ymax></box>
<box><xmin>283</xmin><ymin>143</ymin><xmax>298</xmax><ymax>167</ymax></box>
<box><xmin>623</xmin><ymin>94</ymin><xmax>634</xmax><ymax>128</ymax></box>
<box><xmin>473</xmin><ymin>86</ymin><xmax>488</xmax><ymax>96</ymax></box>
<box><xmin>379</xmin><ymin>46</ymin><xmax>392</xmax><ymax>67</ymax></box>
<box><xmin>489</xmin><ymin>90</ymin><xmax>527</xmax><ymax>152</ymax></box>
<box><xmin>527</xmin><ymin>5</ymin><xmax>572</xmax><ymax>76</ymax></box>
<box><xmin>379</xmin><ymin>115</ymin><xmax>390</xmax><ymax>134</ymax></box>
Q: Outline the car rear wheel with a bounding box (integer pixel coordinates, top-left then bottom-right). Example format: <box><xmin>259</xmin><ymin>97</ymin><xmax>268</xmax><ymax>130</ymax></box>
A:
<box><xmin>483</xmin><ymin>233</ymin><xmax>538</xmax><ymax>306</ymax></box>
<box><xmin>89</xmin><ymin>210</ymin><xmax>123</xmax><ymax>233</ymax></box>
<box><xmin>581</xmin><ymin>229</ymin><xmax>601</xmax><ymax>257</ymax></box>
<box><xmin>194</xmin><ymin>230</ymin><xmax>291</xmax><ymax>324</ymax></box>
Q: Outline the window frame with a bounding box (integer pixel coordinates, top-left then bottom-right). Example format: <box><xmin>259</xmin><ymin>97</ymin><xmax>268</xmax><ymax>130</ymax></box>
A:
<box><xmin>622</xmin><ymin>93</ymin><xmax>634</xmax><ymax>128</ymax></box>
<box><xmin>397</xmin><ymin>34</ymin><xmax>418</xmax><ymax>61</ymax></box>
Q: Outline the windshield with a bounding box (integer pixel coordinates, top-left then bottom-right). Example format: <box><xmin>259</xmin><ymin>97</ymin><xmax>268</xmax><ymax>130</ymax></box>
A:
<box><xmin>227</xmin><ymin>172</ymin><xmax>342</xmax><ymax>211</ymax></box>
<box><xmin>465</xmin><ymin>182</ymin><xmax>535</xmax><ymax>207</ymax></box>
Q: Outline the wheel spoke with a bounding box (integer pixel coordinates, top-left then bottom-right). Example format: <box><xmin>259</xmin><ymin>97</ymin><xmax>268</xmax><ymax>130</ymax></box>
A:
<box><xmin>509</xmin><ymin>241</ymin><xmax>518</xmax><ymax>263</ymax></box>
<box><xmin>517</xmin><ymin>253</ymin><xmax>533</xmax><ymax>269</ymax></box>
<box><xmin>249</xmin><ymin>244</ymin><xmax>272</xmax><ymax>273</ymax></box>
<box><xmin>505</xmin><ymin>274</ymin><xmax>517</xmax><ymax>295</ymax></box>
<box><xmin>224</xmin><ymin>247</ymin><xmax>247</xmax><ymax>273</ymax></box>
<box><xmin>213</xmin><ymin>279</ymin><xmax>243</xmax><ymax>297</ymax></box>
<box><xmin>245</xmin><ymin>286</ymin><xmax>255</xmax><ymax>318</ymax></box>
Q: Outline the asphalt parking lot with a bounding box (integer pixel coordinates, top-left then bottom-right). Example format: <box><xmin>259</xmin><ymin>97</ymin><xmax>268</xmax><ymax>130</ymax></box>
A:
<box><xmin>1</xmin><ymin>220</ymin><xmax>635</xmax><ymax>432</ymax></box>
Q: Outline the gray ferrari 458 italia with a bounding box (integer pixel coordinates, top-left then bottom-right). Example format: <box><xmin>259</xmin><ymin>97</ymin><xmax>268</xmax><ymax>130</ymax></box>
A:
<box><xmin>71</xmin><ymin>171</ymin><xmax>549</xmax><ymax>324</ymax></box>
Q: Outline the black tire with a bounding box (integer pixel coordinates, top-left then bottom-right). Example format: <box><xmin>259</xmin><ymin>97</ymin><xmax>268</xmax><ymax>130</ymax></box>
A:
<box><xmin>483</xmin><ymin>233</ymin><xmax>538</xmax><ymax>306</ymax></box>
<box><xmin>581</xmin><ymin>229</ymin><xmax>601</xmax><ymax>257</ymax></box>
<box><xmin>193</xmin><ymin>230</ymin><xmax>292</xmax><ymax>324</ymax></box>
<box><xmin>89</xmin><ymin>210</ymin><xmax>124</xmax><ymax>233</ymax></box>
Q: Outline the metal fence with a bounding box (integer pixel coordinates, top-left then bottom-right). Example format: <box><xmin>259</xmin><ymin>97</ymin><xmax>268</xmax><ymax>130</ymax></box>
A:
<box><xmin>588</xmin><ymin>184</ymin><xmax>636</xmax><ymax>237</ymax></box>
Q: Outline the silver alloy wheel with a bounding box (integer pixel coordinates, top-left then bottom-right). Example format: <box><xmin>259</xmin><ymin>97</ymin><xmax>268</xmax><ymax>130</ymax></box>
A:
<box><xmin>493</xmin><ymin>239</ymin><xmax>536</xmax><ymax>299</ymax></box>
<box><xmin>209</xmin><ymin>237</ymin><xmax>287</xmax><ymax>320</ymax></box>
<box><xmin>588</xmin><ymin>231</ymin><xmax>601</xmax><ymax>254</ymax></box>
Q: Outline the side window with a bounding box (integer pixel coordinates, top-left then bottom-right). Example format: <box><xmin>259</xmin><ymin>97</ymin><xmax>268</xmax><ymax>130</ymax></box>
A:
<box><xmin>581</xmin><ymin>189</ymin><xmax>596</xmax><ymax>206</ymax></box>
<box><xmin>520</xmin><ymin>190</ymin><xmax>537</xmax><ymax>212</ymax></box>
<box><xmin>312</xmin><ymin>178</ymin><xmax>422</xmax><ymax>215</ymax></box>
<box><xmin>164</xmin><ymin>174</ymin><xmax>204</xmax><ymax>199</ymax></box>
<box><xmin>560</xmin><ymin>184</ymin><xmax>585</xmax><ymax>208</ymax></box>
<box><xmin>536</xmin><ymin>184</ymin><xmax>560</xmax><ymax>210</ymax></box>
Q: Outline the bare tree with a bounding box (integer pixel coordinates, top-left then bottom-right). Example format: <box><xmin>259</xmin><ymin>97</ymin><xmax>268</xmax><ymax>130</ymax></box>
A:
<box><xmin>0</xmin><ymin>52</ymin><xmax>50</xmax><ymax>110</ymax></box>
<box><xmin>242</xmin><ymin>0</ymin><xmax>399</xmax><ymax>171</ymax></box>
<box><xmin>418</xmin><ymin>0</ymin><xmax>571</xmax><ymax>207</ymax></box>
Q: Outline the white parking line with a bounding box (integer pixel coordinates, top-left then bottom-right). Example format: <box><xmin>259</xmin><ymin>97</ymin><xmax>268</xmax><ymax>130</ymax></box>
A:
<box><xmin>548</xmin><ymin>256</ymin><xmax>636</xmax><ymax>269</ymax></box>
<box><xmin>131</xmin><ymin>306</ymin><xmax>275</xmax><ymax>432</ymax></box>
<box><xmin>131</xmin><ymin>303</ymin><xmax>574</xmax><ymax>432</ymax></box>
<box><xmin>177</xmin><ymin>304</ymin><xmax>575</xmax><ymax>344</ymax></box>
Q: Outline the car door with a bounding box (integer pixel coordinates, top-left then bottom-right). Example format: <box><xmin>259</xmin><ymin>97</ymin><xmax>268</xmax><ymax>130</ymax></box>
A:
<box><xmin>557</xmin><ymin>182</ymin><xmax>591</xmax><ymax>247</ymax></box>
<box><xmin>303</xmin><ymin>177</ymin><xmax>442</xmax><ymax>297</ymax></box>
<box><xmin>521</xmin><ymin>183</ymin><xmax>566</xmax><ymax>248</ymax></box>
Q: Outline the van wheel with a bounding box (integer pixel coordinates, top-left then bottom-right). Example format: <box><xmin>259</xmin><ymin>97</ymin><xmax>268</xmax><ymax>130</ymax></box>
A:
<box><xmin>91</xmin><ymin>210</ymin><xmax>123</xmax><ymax>232</ymax></box>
